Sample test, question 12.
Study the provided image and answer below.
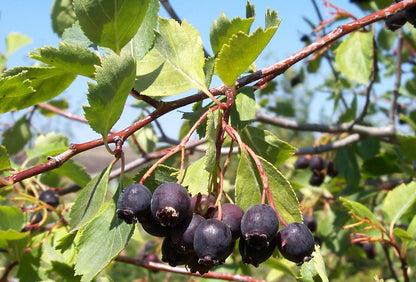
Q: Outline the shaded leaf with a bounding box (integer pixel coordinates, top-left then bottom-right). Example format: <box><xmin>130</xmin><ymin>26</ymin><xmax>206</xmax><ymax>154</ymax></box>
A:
<box><xmin>134</xmin><ymin>165</ymin><xmax>178</xmax><ymax>193</ymax></box>
<box><xmin>26</xmin><ymin>133</ymin><xmax>68</xmax><ymax>161</ymax></box>
<box><xmin>0</xmin><ymin>206</ymin><xmax>25</xmax><ymax>231</ymax></box>
<box><xmin>334</xmin><ymin>147</ymin><xmax>360</xmax><ymax>188</ymax></box>
<box><xmin>135</xmin><ymin>18</ymin><xmax>208</xmax><ymax>96</ymax></box>
<box><xmin>204</xmin><ymin>109</ymin><xmax>221</xmax><ymax>173</ymax></box>
<box><xmin>29</xmin><ymin>42</ymin><xmax>101</xmax><ymax>78</ymax></box>
<box><xmin>335</xmin><ymin>31</ymin><xmax>374</xmax><ymax>84</ymax></box>
<box><xmin>362</xmin><ymin>150</ymin><xmax>401</xmax><ymax>176</ymax></box>
<box><xmin>75</xmin><ymin>202</ymin><xmax>134</xmax><ymax>281</ymax></box>
<box><xmin>62</xmin><ymin>22</ymin><xmax>94</xmax><ymax>48</ymax></box>
<box><xmin>397</xmin><ymin>135</ymin><xmax>416</xmax><ymax>161</ymax></box>
<box><xmin>51</xmin><ymin>0</ymin><xmax>77</xmax><ymax>37</ymax></box>
<box><xmin>0</xmin><ymin>67</ymin><xmax>76</xmax><ymax>113</ymax></box>
<box><xmin>2</xmin><ymin>116</ymin><xmax>32</xmax><ymax>155</ymax></box>
<box><xmin>69</xmin><ymin>165</ymin><xmax>111</xmax><ymax>231</ymax></box>
<box><xmin>124</xmin><ymin>0</ymin><xmax>159</xmax><ymax>60</ymax></box>
<box><xmin>52</xmin><ymin>159</ymin><xmax>91</xmax><ymax>187</ymax></box>
<box><xmin>300</xmin><ymin>245</ymin><xmax>329</xmax><ymax>282</ymax></box>
<box><xmin>74</xmin><ymin>0</ymin><xmax>150</xmax><ymax>53</ymax></box>
<box><xmin>230</xmin><ymin>87</ymin><xmax>255</xmax><ymax>130</ymax></box>
<box><xmin>83</xmin><ymin>52</ymin><xmax>136</xmax><ymax>138</ymax></box>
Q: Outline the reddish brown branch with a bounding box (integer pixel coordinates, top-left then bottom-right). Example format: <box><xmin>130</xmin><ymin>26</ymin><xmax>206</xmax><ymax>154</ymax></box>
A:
<box><xmin>115</xmin><ymin>255</ymin><xmax>266</xmax><ymax>282</ymax></box>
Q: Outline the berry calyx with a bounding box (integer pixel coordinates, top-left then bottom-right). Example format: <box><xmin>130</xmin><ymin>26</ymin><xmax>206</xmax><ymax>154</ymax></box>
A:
<box><xmin>151</xmin><ymin>182</ymin><xmax>191</xmax><ymax>227</ymax></box>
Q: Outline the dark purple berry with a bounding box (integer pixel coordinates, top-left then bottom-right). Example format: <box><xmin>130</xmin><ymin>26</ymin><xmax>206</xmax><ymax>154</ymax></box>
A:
<box><xmin>294</xmin><ymin>155</ymin><xmax>310</xmax><ymax>169</ymax></box>
<box><xmin>309</xmin><ymin>172</ymin><xmax>325</xmax><ymax>186</ymax></box>
<box><xmin>309</xmin><ymin>156</ymin><xmax>326</xmax><ymax>172</ymax></box>
<box><xmin>193</xmin><ymin>218</ymin><xmax>234</xmax><ymax>266</ymax></box>
<box><xmin>190</xmin><ymin>193</ymin><xmax>216</xmax><ymax>215</ymax></box>
<box><xmin>171</xmin><ymin>213</ymin><xmax>205</xmax><ymax>253</ymax></box>
<box><xmin>161</xmin><ymin>237</ymin><xmax>194</xmax><ymax>267</ymax></box>
<box><xmin>239</xmin><ymin>235</ymin><xmax>277</xmax><ymax>267</ymax></box>
<box><xmin>139</xmin><ymin>213</ymin><xmax>170</xmax><ymax>237</ymax></box>
<box><xmin>326</xmin><ymin>161</ymin><xmax>338</xmax><ymax>177</ymax></box>
<box><xmin>362</xmin><ymin>242</ymin><xmax>376</xmax><ymax>259</ymax></box>
<box><xmin>277</xmin><ymin>222</ymin><xmax>315</xmax><ymax>266</ymax></box>
<box><xmin>405</xmin><ymin>6</ymin><xmax>416</xmax><ymax>28</ymax></box>
<box><xmin>117</xmin><ymin>184</ymin><xmax>152</xmax><ymax>224</ymax></box>
<box><xmin>151</xmin><ymin>182</ymin><xmax>191</xmax><ymax>227</ymax></box>
<box><xmin>314</xmin><ymin>236</ymin><xmax>322</xmax><ymax>247</ymax></box>
<box><xmin>385</xmin><ymin>10</ymin><xmax>407</xmax><ymax>31</ymax></box>
<box><xmin>39</xmin><ymin>190</ymin><xmax>59</xmax><ymax>208</ymax></box>
<box><xmin>302</xmin><ymin>214</ymin><xmax>317</xmax><ymax>233</ymax></box>
<box><xmin>213</xmin><ymin>203</ymin><xmax>244</xmax><ymax>240</ymax></box>
<box><xmin>240</xmin><ymin>204</ymin><xmax>279</xmax><ymax>249</ymax></box>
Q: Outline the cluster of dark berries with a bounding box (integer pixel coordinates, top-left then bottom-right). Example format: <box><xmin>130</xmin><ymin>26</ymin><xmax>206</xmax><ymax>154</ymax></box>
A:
<box><xmin>117</xmin><ymin>183</ymin><xmax>317</xmax><ymax>273</ymax></box>
<box><xmin>22</xmin><ymin>190</ymin><xmax>60</xmax><ymax>232</ymax></box>
<box><xmin>294</xmin><ymin>155</ymin><xmax>338</xmax><ymax>186</ymax></box>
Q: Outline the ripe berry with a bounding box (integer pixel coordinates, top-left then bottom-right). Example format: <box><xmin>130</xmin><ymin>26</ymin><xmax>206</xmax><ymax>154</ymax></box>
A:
<box><xmin>213</xmin><ymin>203</ymin><xmax>244</xmax><ymax>240</ymax></box>
<box><xmin>385</xmin><ymin>10</ymin><xmax>407</xmax><ymax>31</ymax></box>
<box><xmin>190</xmin><ymin>193</ymin><xmax>215</xmax><ymax>215</ymax></box>
<box><xmin>240</xmin><ymin>204</ymin><xmax>279</xmax><ymax>249</ymax></box>
<box><xmin>239</xmin><ymin>235</ymin><xmax>277</xmax><ymax>267</ymax></box>
<box><xmin>117</xmin><ymin>184</ymin><xmax>152</xmax><ymax>224</ymax></box>
<box><xmin>151</xmin><ymin>182</ymin><xmax>191</xmax><ymax>227</ymax></box>
<box><xmin>302</xmin><ymin>214</ymin><xmax>317</xmax><ymax>233</ymax></box>
<box><xmin>405</xmin><ymin>6</ymin><xmax>416</xmax><ymax>28</ymax></box>
<box><xmin>39</xmin><ymin>190</ymin><xmax>59</xmax><ymax>208</ymax></box>
<box><xmin>277</xmin><ymin>222</ymin><xmax>315</xmax><ymax>266</ymax></box>
<box><xmin>139</xmin><ymin>213</ymin><xmax>170</xmax><ymax>237</ymax></box>
<box><xmin>294</xmin><ymin>155</ymin><xmax>309</xmax><ymax>169</ymax></box>
<box><xmin>362</xmin><ymin>242</ymin><xmax>376</xmax><ymax>259</ymax></box>
<box><xmin>161</xmin><ymin>237</ymin><xmax>194</xmax><ymax>267</ymax></box>
<box><xmin>326</xmin><ymin>161</ymin><xmax>338</xmax><ymax>177</ymax></box>
<box><xmin>193</xmin><ymin>218</ymin><xmax>234</xmax><ymax>266</ymax></box>
<box><xmin>171</xmin><ymin>213</ymin><xmax>205</xmax><ymax>253</ymax></box>
<box><xmin>309</xmin><ymin>156</ymin><xmax>326</xmax><ymax>172</ymax></box>
<box><xmin>309</xmin><ymin>172</ymin><xmax>325</xmax><ymax>186</ymax></box>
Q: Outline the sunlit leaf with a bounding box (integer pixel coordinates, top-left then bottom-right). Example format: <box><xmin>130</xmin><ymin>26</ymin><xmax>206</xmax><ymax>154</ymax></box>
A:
<box><xmin>181</xmin><ymin>157</ymin><xmax>211</xmax><ymax>196</ymax></box>
<box><xmin>2</xmin><ymin>116</ymin><xmax>32</xmax><ymax>155</ymax></box>
<box><xmin>6</xmin><ymin>32</ymin><xmax>32</xmax><ymax>57</ymax></box>
<box><xmin>51</xmin><ymin>0</ymin><xmax>77</xmax><ymax>37</ymax></box>
<box><xmin>0</xmin><ymin>145</ymin><xmax>11</xmax><ymax>172</ymax></box>
<box><xmin>383</xmin><ymin>182</ymin><xmax>416</xmax><ymax>227</ymax></box>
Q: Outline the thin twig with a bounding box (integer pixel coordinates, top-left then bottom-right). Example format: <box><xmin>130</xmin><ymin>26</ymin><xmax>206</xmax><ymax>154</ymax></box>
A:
<box><xmin>389</xmin><ymin>29</ymin><xmax>404</xmax><ymax>126</ymax></box>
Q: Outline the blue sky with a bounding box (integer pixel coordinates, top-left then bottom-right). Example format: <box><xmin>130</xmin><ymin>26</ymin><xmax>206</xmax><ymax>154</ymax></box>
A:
<box><xmin>0</xmin><ymin>1</ymin><xmax>365</xmax><ymax>143</ymax></box>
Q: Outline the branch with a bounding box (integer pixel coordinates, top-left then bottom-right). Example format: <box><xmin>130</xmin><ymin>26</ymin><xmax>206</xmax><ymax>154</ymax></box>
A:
<box><xmin>254</xmin><ymin>111</ymin><xmax>395</xmax><ymax>138</ymax></box>
<box><xmin>115</xmin><ymin>255</ymin><xmax>266</xmax><ymax>282</ymax></box>
<box><xmin>295</xmin><ymin>133</ymin><xmax>361</xmax><ymax>155</ymax></box>
<box><xmin>389</xmin><ymin>29</ymin><xmax>404</xmax><ymax>125</ymax></box>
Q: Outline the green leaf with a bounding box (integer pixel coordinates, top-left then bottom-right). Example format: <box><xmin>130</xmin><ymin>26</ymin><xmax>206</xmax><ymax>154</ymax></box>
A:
<box><xmin>300</xmin><ymin>245</ymin><xmax>329</xmax><ymax>282</ymax></box>
<box><xmin>337</xmin><ymin>95</ymin><xmax>357</xmax><ymax>123</ymax></box>
<box><xmin>393</xmin><ymin>227</ymin><xmax>415</xmax><ymax>243</ymax></box>
<box><xmin>127</xmin><ymin>123</ymin><xmax>158</xmax><ymax>154</ymax></box>
<box><xmin>397</xmin><ymin>135</ymin><xmax>416</xmax><ymax>161</ymax></box>
<box><xmin>216</xmin><ymin>14</ymin><xmax>280</xmax><ymax>86</ymax></box>
<box><xmin>6</xmin><ymin>32</ymin><xmax>32</xmax><ymax>57</ymax></box>
<box><xmin>235</xmin><ymin>151</ymin><xmax>301</xmax><ymax>223</ymax></box>
<box><xmin>75</xmin><ymin>202</ymin><xmax>134</xmax><ymax>281</ymax></box>
<box><xmin>134</xmin><ymin>18</ymin><xmax>208</xmax><ymax>96</ymax></box>
<box><xmin>83</xmin><ymin>52</ymin><xmax>136</xmax><ymax>138</ymax></box>
<box><xmin>2</xmin><ymin>116</ymin><xmax>32</xmax><ymax>155</ymax></box>
<box><xmin>230</xmin><ymin>87</ymin><xmax>256</xmax><ymax>130</ymax></box>
<box><xmin>0</xmin><ymin>67</ymin><xmax>76</xmax><ymax>113</ymax></box>
<box><xmin>69</xmin><ymin>165</ymin><xmax>111</xmax><ymax>231</ymax></box>
<box><xmin>209</xmin><ymin>12</ymin><xmax>254</xmax><ymax>55</ymax></box>
<box><xmin>407</xmin><ymin>215</ymin><xmax>416</xmax><ymax>249</ymax></box>
<box><xmin>134</xmin><ymin>164</ymin><xmax>178</xmax><ymax>192</ymax></box>
<box><xmin>124</xmin><ymin>0</ymin><xmax>159</xmax><ymax>60</ymax></box>
<box><xmin>383</xmin><ymin>182</ymin><xmax>416</xmax><ymax>227</ymax></box>
<box><xmin>0</xmin><ymin>206</ymin><xmax>25</xmax><ymax>231</ymax></box>
<box><xmin>16</xmin><ymin>247</ymin><xmax>42</xmax><ymax>281</ymax></box>
<box><xmin>181</xmin><ymin>157</ymin><xmax>211</xmax><ymax>196</ymax></box>
<box><xmin>362</xmin><ymin>150</ymin><xmax>401</xmax><ymax>176</ymax></box>
<box><xmin>73</xmin><ymin>0</ymin><xmax>150</xmax><ymax>53</ymax></box>
<box><xmin>246</xmin><ymin>1</ymin><xmax>256</xmax><ymax>19</ymax></box>
<box><xmin>377</xmin><ymin>28</ymin><xmax>397</xmax><ymax>50</ymax></box>
<box><xmin>340</xmin><ymin>197</ymin><xmax>383</xmax><ymax>237</ymax></box>
<box><xmin>52</xmin><ymin>159</ymin><xmax>92</xmax><ymax>187</ymax></box>
<box><xmin>335</xmin><ymin>31</ymin><xmax>374</xmax><ymax>84</ymax></box>
<box><xmin>62</xmin><ymin>22</ymin><xmax>94</xmax><ymax>48</ymax></box>
<box><xmin>29</xmin><ymin>42</ymin><xmax>101</xmax><ymax>78</ymax></box>
<box><xmin>0</xmin><ymin>229</ymin><xmax>28</xmax><ymax>241</ymax></box>
<box><xmin>240</xmin><ymin>126</ymin><xmax>296</xmax><ymax>166</ymax></box>
<box><xmin>334</xmin><ymin>147</ymin><xmax>360</xmax><ymax>188</ymax></box>
<box><xmin>235</xmin><ymin>150</ymin><xmax>262</xmax><ymax>211</ymax></box>
<box><xmin>26</xmin><ymin>133</ymin><xmax>68</xmax><ymax>161</ymax></box>
<box><xmin>0</xmin><ymin>145</ymin><xmax>11</xmax><ymax>172</ymax></box>
<box><xmin>265</xmin><ymin>8</ymin><xmax>280</xmax><ymax>29</ymax></box>
<box><xmin>204</xmin><ymin>109</ymin><xmax>221</xmax><ymax>173</ymax></box>
<box><xmin>51</xmin><ymin>0</ymin><xmax>77</xmax><ymax>37</ymax></box>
